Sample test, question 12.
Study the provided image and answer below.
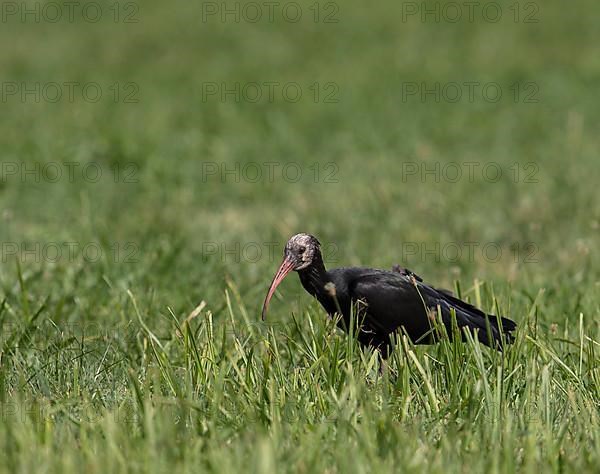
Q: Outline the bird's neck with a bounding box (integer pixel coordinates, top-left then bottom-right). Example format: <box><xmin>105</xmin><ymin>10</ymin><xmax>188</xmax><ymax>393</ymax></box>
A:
<box><xmin>297</xmin><ymin>252</ymin><xmax>329</xmax><ymax>300</ymax></box>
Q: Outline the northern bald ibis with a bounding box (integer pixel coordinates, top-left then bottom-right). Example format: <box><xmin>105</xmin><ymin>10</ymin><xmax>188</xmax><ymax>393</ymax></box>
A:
<box><xmin>262</xmin><ymin>233</ymin><xmax>516</xmax><ymax>357</ymax></box>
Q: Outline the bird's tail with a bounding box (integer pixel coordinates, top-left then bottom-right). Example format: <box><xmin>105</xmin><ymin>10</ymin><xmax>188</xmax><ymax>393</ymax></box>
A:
<box><xmin>439</xmin><ymin>293</ymin><xmax>517</xmax><ymax>350</ymax></box>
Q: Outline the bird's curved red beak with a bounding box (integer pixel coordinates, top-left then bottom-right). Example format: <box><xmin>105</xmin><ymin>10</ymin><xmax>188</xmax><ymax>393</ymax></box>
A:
<box><xmin>262</xmin><ymin>255</ymin><xmax>296</xmax><ymax>320</ymax></box>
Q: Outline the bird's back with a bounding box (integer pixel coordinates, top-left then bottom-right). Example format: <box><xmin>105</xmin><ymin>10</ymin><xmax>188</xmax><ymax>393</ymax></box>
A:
<box><xmin>322</xmin><ymin>266</ymin><xmax>516</xmax><ymax>351</ymax></box>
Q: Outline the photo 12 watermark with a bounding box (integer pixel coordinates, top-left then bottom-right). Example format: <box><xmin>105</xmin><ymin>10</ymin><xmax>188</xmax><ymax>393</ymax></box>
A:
<box><xmin>1</xmin><ymin>82</ymin><xmax>139</xmax><ymax>104</ymax></box>
<box><xmin>200</xmin><ymin>241</ymin><xmax>340</xmax><ymax>264</ymax></box>
<box><xmin>400</xmin><ymin>241</ymin><xmax>539</xmax><ymax>264</ymax></box>
<box><xmin>400</xmin><ymin>81</ymin><xmax>539</xmax><ymax>103</ymax></box>
<box><xmin>1</xmin><ymin>401</ymin><xmax>53</xmax><ymax>425</ymax></box>
<box><xmin>0</xmin><ymin>241</ymin><xmax>140</xmax><ymax>264</ymax></box>
<box><xmin>0</xmin><ymin>320</ymin><xmax>139</xmax><ymax>348</ymax></box>
<box><xmin>480</xmin><ymin>402</ymin><xmax>547</xmax><ymax>426</ymax></box>
<box><xmin>1</xmin><ymin>2</ymin><xmax>140</xmax><ymax>24</ymax></box>
<box><xmin>0</xmin><ymin>161</ymin><xmax>140</xmax><ymax>184</ymax></box>
<box><xmin>400</xmin><ymin>161</ymin><xmax>540</xmax><ymax>184</ymax></box>
<box><xmin>0</xmin><ymin>399</ymin><xmax>145</xmax><ymax>426</ymax></box>
<box><xmin>400</xmin><ymin>2</ymin><xmax>540</xmax><ymax>24</ymax></box>
<box><xmin>200</xmin><ymin>81</ymin><xmax>339</xmax><ymax>103</ymax></box>
<box><xmin>201</xmin><ymin>2</ymin><xmax>339</xmax><ymax>23</ymax></box>
<box><xmin>200</xmin><ymin>161</ymin><xmax>340</xmax><ymax>184</ymax></box>
<box><xmin>0</xmin><ymin>398</ymin><xmax>340</xmax><ymax>427</ymax></box>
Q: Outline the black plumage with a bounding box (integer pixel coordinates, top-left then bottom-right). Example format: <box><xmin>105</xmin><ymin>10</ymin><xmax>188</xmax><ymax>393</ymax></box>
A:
<box><xmin>262</xmin><ymin>233</ymin><xmax>516</xmax><ymax>358</ymax></box>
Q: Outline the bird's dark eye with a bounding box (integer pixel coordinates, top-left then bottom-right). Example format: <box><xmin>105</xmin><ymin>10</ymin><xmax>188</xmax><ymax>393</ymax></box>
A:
<box><xmin>298</xmin><ymin>246</ymin><xmax>306</xmax><ymax>253</ymax></box>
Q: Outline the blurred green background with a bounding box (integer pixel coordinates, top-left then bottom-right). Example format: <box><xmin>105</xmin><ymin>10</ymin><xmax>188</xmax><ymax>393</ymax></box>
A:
<box><xmin>0</xmin><ymin>1</ymin><xmax>599</xmax><ymax>471</ymax></box>
<box><xmin>1</xmin><ymin>0</ymin><xmax>598</xmax><ymax>318</ymax></box>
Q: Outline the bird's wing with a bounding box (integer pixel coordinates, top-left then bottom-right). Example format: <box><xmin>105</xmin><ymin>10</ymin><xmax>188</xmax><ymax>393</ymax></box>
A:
<box><xmin>348</xmin><ymin>270</ymin><xmax>515</xmax><ymax>346</ymax></box>
<box><xmin>416</xmin><ymin>280</ymin><xmax>516</xmax><ymax>344</ymax></box>
<box><xmin>389</xmin><ymin>266</ymin><xmax>514</xmax><ymax>332</ymax></box>
<box><xmin>348</xmin><ymin>271</ymin><xmax>433</xmax><ymax>337</ymax></box>
<box><xmin>391</xmin><ymin>265</ymin><xmax>454</xmax><ymax>296</ymax></box>
<box><xmin>391</xmin><ymin>265</ymin><xmax>423</xmax><ymax>282</ymax></box>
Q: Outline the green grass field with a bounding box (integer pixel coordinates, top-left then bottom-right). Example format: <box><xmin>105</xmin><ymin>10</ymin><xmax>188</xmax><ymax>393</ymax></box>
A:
<box><xmin>1</xmin><ymin>0</ymin><xmax>599</xmax><ymax>472</ymax></box>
